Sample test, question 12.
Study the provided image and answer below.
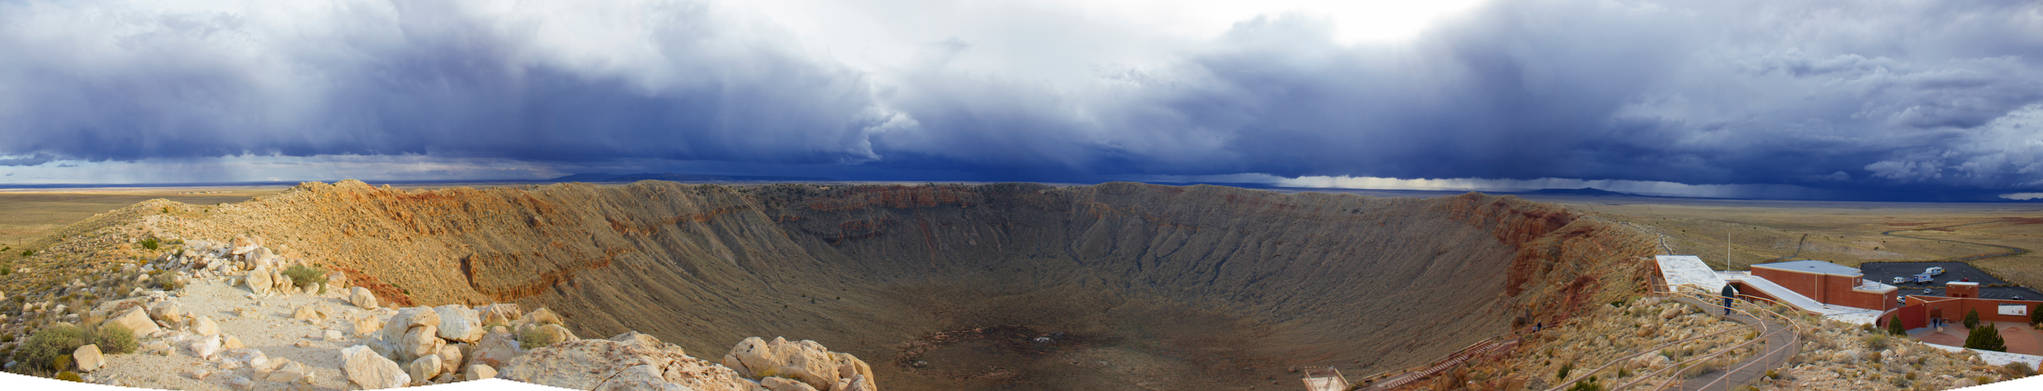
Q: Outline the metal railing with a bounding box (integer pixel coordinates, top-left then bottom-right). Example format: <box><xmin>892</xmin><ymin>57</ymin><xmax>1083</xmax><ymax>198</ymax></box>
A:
<box><xmin>1360</xmin><ymin>337</ymin><xmax>1518</xmax><ymax>390</ymax></box>
<box><xmin>1542</xmin><ymin>290</ymin><xmax>1748</xmax><ymax>391</ymax></box>
<box><xmin>1635</xmin><ymin>291</ymin><xmax>1803</xmax><ymax>391</ymax></box>
<box><xmin>1543</xmin><ymin>289</ymin><xmax>1803</xmax><ymax>391</ymax></box>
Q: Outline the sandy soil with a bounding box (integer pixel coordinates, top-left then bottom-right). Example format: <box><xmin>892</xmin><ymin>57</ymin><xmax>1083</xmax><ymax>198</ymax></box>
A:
<box><xmin>1559</xmin><ymin>199</ymin><xmax>2043</xmax><ymax>292</ymax></box>
<box><xmin>0</xmin><ymin>187</ymin><xmax>282</xmax><ymax>247</ymax></box>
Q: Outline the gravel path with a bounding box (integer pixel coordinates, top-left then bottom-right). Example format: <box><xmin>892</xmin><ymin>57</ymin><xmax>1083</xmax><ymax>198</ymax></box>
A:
<box><xmin>86</xmin><ymin>278</ymin><xmax>395</xmax><ymax>390</ymax></box>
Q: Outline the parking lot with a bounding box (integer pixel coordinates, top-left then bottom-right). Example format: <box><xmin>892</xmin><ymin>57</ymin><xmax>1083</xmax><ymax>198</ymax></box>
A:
<box><xmin>1861</xmin><ymin>261</ymin><xmax>2043</xmax><ymax>300</ymax></box>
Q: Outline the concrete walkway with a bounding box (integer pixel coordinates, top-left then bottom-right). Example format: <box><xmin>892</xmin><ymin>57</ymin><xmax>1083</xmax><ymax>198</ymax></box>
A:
<box><xmin>1562</xmin><ymin>294</ymin><xmax>1791</xmax><ymax>391</ymax></box>
<box><xmin>1666</xmin><ymin>296</ymin><xmax>1800</xmax><ymax>391</ymax></box>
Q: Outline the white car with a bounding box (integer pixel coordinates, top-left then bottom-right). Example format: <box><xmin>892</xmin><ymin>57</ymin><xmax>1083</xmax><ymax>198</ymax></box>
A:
<box><xmin>1926</xmin><ymin>266</ymin><xmax>1945</xmax><ymax>276</ymax></box>
<box><xmin>1892</xmin><ymin>276</ymin><xmax>1907</xmax><ymax>284</ymax></box>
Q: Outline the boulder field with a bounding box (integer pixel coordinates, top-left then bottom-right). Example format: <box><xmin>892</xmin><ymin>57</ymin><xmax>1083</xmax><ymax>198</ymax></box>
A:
<box><xmin>27</xmin><ymin>239</ymin><xmax>876</xmax><ymax>390</ymax></box>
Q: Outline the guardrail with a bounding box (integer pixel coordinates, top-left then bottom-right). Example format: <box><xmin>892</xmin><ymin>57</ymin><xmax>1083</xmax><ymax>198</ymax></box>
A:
<box><xmin>1632</xmin><ymin>291</ymin><xmax>1802</xmax><ymax>391</ymax></box>
<box><xmin>1360</xmin><ymin>337</ymin><xmax>1518</xmax><ymax>390</ymax></box>
<box><xmin>1543</xmin><ymin>289</ymin><xmax>1803</xmax><ymax>391</ymax></box>
<box><xmin>1606</xmin><ymin>291</ymin><xmax>1775</xmax><ymax>390</ymax></box>
<box><xmin>1682</xmin><ymin>293</ymin><xmax>1802</xmax><ymax>391</ymax></box>
<box><xmin>1542</xmin><ymin>290</ymin><xmax>1750</xmax><ymax>391</ymax></box>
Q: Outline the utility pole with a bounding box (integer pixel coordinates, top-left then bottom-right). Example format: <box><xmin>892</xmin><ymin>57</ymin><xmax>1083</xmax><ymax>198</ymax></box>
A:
<box><xmin>1725</xmin><ymin>227</ymin><xmax>1732</xmax><ymax>272</ymax></box>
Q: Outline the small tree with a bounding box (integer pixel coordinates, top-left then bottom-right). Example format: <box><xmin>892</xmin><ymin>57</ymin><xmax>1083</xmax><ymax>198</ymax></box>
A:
<box><xmin>2030</xmin><ymin>304</ymin><xmax>2042</xmax><ymax>326</ymax></box>
<box><xmin>1965</xmin><ymin>309</ymin><xmax>1982</xmax><ymax>329</ymax></box>
<box><xmin>1966</xmin><ymin>324</ymin><xmax>2007</xmax><ymax>352</ymax></box>
<box><xmin>1888</xmin><ymin>316</ymin><xmax>1907</xmax><ymax>335</ymax></box>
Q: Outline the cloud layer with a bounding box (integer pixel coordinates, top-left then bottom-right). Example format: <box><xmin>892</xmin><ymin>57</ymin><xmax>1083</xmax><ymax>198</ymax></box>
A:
<box><xmin>1</xmin><ymin>0</ymin><xmax>2040</xmax><ymax>198</ymax></box>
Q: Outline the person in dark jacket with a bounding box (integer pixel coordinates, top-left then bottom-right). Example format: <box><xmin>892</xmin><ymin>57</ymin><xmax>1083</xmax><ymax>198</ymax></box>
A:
<box><xmin>1720</xmin><ymin>284</ymin><xmax>1739</xmax><ymax>315</ymax></box>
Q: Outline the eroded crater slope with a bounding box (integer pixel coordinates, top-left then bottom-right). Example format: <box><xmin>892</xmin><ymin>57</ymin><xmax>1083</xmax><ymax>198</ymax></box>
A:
<box><xmin>50</xmin><ymin>181</ymin><xmax>1656</xmax><ymax>389</ymax></box>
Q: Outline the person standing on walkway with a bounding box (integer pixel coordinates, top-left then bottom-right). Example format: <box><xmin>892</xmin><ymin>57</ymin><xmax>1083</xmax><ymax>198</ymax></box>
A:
<box><xmin>1720</xmin><ymin>283</ymin><xmax>1739</xmax><ymax>315</ymax></box>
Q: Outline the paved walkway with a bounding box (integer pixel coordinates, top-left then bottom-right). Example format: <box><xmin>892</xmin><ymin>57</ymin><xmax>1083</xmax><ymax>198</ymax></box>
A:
<box><xmin>1557</xmin><ymin>294</ymin><xmax>1796</xmax><ymax>391</ymax></box>
<box><xmin>1666</xmin><ymin>296</ymin><xmax>1800</xmax><ymax>391</ymax></box>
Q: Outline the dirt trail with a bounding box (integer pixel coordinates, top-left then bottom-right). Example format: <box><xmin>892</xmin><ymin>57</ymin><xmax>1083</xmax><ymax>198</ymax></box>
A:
<box><xmin>1880</xmin><ymin>220</ymin><xmax>2033</xmax><ymax>263</ymax></box>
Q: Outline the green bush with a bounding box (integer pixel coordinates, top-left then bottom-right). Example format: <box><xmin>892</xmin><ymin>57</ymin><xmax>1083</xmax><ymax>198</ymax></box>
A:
<box><xmin>1565</xmin><ymin>376</ymin><xmax>1602</xmax><ymax>391</ymax></box>
<box><xmin>2031</xmin><ymin>304</ymin><xmax>2042</xmax><ymax>326</ymax></box>
<box><xmin>138</xmin><ymin>237</ymin><xmax>159</xmax><ymax>250</ymax></box>
<box><xmin>88</xmin><ymin>324</ymin><xmax>135</xmax><ymax>354</ymax></box>
<box><xmin>1865</xmin><ymin>334</ymin><xmax>1892</xmax><ymax>350</ymax></box>
<box><xmin>518</xmin><ymin>327</ymin><xmax>562</xmax><ymax>349</ymax></box>
<box><xmin>148</xmin><ymin>269</ymin><xmax>183</xmax><ymax>291</ymax></box>
<box><xmin>1965</xmin><ymin>309</ymin><xmax>1982</xmax><ymax>329</ymax></box>
<box><xmin>55</xmin><ymin>371</ymin><xmax>80</xmax><ymax>382</ymax></box>
<box><xmin>1888</xmin><ymin>317</ymin><xmax>1907</xmax><ymax>335</ymax></box>
<box><xmin>18</xmin><ymin>249</ymin><xmax>31</xmax><ymax>257</ymax></box>
<box><xmin>282</xmin><ymin>264</ymin><xmax>327</xmax><ymax>289</ymax></box>
<box><xmin>1556</xmin><ymin>362</ymin><xmax>1573</xmax><ymax>380</ymax></box>
<box><xmin>1966</xmin><ymin>324</ymin><xmax>2007</xmax><ymax>352</ymax></box>
<box><xmin>14</xmin><ymin>324</ymin><xmax>87</xmax><ymax>371</ymax></box>
<box><xmin>2004</xmin><ymin>361</ymin><xmax>2037</xmax><ymax>378</ymax></box>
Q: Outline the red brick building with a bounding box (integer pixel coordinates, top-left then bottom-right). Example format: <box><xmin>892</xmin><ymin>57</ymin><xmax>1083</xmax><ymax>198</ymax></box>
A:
<box><xmin>1749</xmin><ymin>260</ymin><xmax>1897</xmax><ymax>311</ymax></box>
<box><xmin>1887</xmin><ymin>281</ymin><xmax>2043</xmax><ymax>329</ymax></box>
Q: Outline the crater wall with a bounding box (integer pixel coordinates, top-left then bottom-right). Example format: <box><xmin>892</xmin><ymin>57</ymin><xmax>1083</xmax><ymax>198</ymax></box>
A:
<box><xmin>141</xmin><ymin>181</ymin><xmax>1656</xmax><ymax>389</ymax></box>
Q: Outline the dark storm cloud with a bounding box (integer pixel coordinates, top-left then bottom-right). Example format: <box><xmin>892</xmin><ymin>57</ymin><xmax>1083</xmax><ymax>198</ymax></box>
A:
<box><xmin>2</xmin><ymin>0</ymin><xmax>2042</xmax><ymax>196</ymax></box>
<box><xmin>0</xmin><ymin>1</ymin><xmax>889</xmax><ymax>165</ymax></box>
<box><xmin>861</xmin><ymin>0</ymin><xmax>2043</xmax><ymax>194</ymax></box>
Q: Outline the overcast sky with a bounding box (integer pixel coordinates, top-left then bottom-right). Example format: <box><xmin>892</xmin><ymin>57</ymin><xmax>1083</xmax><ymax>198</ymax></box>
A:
<box><xmin>2</xmin><ymin>0</ymin><xmax>2040</xmax><ymax>200</ymax></box>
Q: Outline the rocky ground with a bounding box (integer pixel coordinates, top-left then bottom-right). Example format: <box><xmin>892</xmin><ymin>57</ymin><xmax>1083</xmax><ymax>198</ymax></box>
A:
<box><xmin>1422</xmin><ymin>296</ymin><xmax>1758</xmax><ymax>390</ymax></box>
<box><xmin>1755</xmin><ymin>305</ymin><xmax>2027</xmax><ymax>390</ymax></box>
<box><xmin>1432</xmin><ymin>294</ymin><xmax>2032</xmax><ymax>390</ymax></box>
<box><xmin>4</xmin><ymin>237</ymin><xmax>881</xmax><ymax>390</ymax></box>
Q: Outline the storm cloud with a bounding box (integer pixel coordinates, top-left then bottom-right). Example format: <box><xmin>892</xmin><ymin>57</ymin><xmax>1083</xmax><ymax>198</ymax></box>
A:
<box><xmin>1</xmin><ymin>0</ymin><xmax>2041</xmax><ymax>198</ymax></box>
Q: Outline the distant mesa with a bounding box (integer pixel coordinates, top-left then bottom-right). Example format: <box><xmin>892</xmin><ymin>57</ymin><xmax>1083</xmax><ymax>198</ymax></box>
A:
<box><xmin>1512</xmin><ymin>187</ymin><xmax>1648</xmax><ymax>197</ymax></box>
<box><xmin>546</xmin><ymin>172</ymin><xmax>833</xmax><ymax>183</ymax></box>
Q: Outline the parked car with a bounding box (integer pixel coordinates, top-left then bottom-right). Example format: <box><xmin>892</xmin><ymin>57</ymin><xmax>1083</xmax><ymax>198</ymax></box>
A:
<box><xmin>1912</xmin><ymin>273</ymin><xmax>1934</xmax><ymax>283</ymax></box>
<box><xmin>1892</xmin><ymin>276</ymin><xmax>1907</xmax><ymax>284</ymax></box>
<box><xmin>1926</xmin><ymin>266</ymin><xmax>1945</xmax><ymax>276</ymax></box>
